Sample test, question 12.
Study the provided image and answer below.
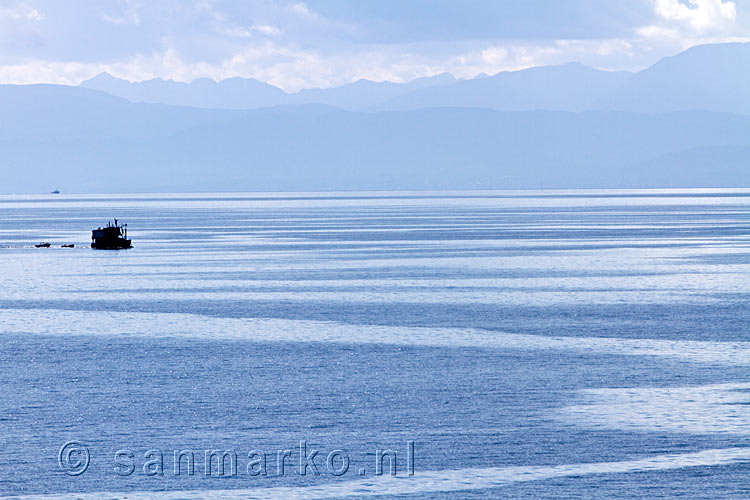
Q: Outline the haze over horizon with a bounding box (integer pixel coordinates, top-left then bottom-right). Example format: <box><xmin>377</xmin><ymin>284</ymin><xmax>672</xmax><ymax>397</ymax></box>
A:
<box><xmin>1</xmin><ymin>1</ymin><xmax>749</xmax><ymax>193</ymax></box>
<box><xmin>2</xmin><ymin>40</ymin><xmax>749</xmax><ymax>194</ymax></box>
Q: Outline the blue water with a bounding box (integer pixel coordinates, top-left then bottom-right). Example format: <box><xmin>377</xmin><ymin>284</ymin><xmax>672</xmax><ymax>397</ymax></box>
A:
<box><xmin>0</xmin><ymin>189</ymin><xmax>749</xmax><ymax>499</ymax></box>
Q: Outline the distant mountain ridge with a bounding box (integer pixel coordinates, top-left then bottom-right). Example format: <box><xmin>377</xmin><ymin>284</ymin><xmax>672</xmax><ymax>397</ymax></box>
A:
<box><xmin>2</xmin><ymin>42</ymin><xmax>748</xmax><ymax>194</ymax></box>
<box><xmin>2</xmin><ymin>83</ymin><xmax>748</xmax><ymax>193</ymax></box>
<box><xmin>80</xmin><ymin>71</ymin><xmax>460</xmax><ymax>111</ymax></box>
<box><xmin>370</xmin><ymin>62</ymin><xmax>632</xmax><ymax>112</ymax></box>
<box><xmin>81</xmin><ymin>72</ymin><xmax>289</xmax><ymax>109</ymax></box>
<box><xmin>593</xmin><ymin>43</ymin><xmax>750</xmax><ymax>115</ymax></box>
<box><xmin>78</xmin><ymin>43</ymin><xmax>750</xmax><ymax>114</ymax></box>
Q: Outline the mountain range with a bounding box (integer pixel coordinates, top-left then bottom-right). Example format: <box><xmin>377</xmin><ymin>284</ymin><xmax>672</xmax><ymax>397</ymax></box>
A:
<box><xmin>80</xmin><ymin>71</ymin><xmax>461</xmax><ymax>111</ymax></box>
<box><xmin>79</xmin><ymin>42</ymin><xmax>750</xmax><ymax>114</ymax></box>
<box><xmin>1</xmin><ymin>42</ymin><xmax>749</xmax><ymax>193</ymax></box>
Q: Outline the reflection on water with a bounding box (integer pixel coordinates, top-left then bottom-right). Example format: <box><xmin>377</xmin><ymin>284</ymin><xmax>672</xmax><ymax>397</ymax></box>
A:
<box><xmin>0</xmin><ymin>189</ymin><xmax>749</xmax><ymax>499</ymax></box>
<box><xmin>2</xmin><ymin>310</ymin><xmax>750</xmax><ymax>366</ymax></box>
<box><xmin>560</xmin><ymin>383</ymin><xmax>750</xmax><ymax>434</ymax></box>
<box><xmin>7</xmin><ymin>447</ymin><xmax>750</xmax><ymax>500</ymax></box>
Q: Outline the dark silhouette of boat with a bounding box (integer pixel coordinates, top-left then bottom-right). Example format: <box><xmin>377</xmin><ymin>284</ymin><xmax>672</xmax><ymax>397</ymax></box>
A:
<box><xmin>35</xmin><ymin>242</ymin><xmax>51</xmax><ymax>248</ymax></box>
<box><xmin>51</xmin><ymin>189</ymin><xmax>60</xmax><ymax>194</ymax></box>
<box><xmin>91</xmin><ymin>219</ymin><xmax>132</xmax><ymax>249</ymax></box>
<box><xmin>61</xmin><ymin>244</ymin><xmax>75</xmax><ymax>248</ymax></box>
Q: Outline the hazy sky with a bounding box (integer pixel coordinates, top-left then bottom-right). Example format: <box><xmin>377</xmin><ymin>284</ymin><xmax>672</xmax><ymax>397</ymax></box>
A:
<box><xmin>1</xmin><ymin>0</ymin><xmax>748</xmax><ymax>90</ymax></box>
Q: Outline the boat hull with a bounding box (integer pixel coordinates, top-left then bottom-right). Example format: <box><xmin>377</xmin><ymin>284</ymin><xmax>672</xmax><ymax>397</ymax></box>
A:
<box><xmin>91</xmin><ymin>238</ymin><xmax>132</xmax><ymax>250</ymax></box>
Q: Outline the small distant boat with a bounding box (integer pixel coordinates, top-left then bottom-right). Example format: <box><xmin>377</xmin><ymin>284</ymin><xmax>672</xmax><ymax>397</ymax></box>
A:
<box><xmin>35</xmin><ymin>242</ymin><xmax>51</xmax><ymax>248</ymax></box>
<box><xmin>91</xmin><ymin>219</ymin><xmax>132</xmax><ymax>249</ymax></box>
<box><xmin>51</xmin><ymin>190</ymin><xmax>60</xmax><ymax>194</ymax></box>
<box><xmin>61</xmin><ymin>244</ymin><xmax>75</xmax><ymax>248</ymax></box>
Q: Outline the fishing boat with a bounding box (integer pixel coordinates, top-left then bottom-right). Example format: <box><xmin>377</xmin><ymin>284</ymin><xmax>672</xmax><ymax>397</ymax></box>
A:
<box><xmin>35</xmin><ymin>242</ymin><xmax>51</xmax><ymax>248</ymax></box>
<box><xmin>91</xmin><ymin>219</ymin><xmax>132</xmax><ymax>249</ymax></box>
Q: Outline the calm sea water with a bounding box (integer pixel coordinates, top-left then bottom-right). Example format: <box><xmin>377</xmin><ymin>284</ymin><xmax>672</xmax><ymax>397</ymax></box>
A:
<box><xmin>0</xmin><ymin>189</ymin><xmax>749</xmax><ymax>499</ymax></box>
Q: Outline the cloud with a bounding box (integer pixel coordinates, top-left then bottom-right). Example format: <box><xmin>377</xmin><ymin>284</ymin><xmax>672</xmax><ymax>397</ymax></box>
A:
<box><xmin>101</xmin><ymin>9</ymin><xmax>141</xmax><ymax>26</ymax></box>
<box><xmin>0</xmin><ymin>0</ymin><xmax>747</xmax><ymax>90</ymax></box>
<box><xmin>637</xmin><ymin>0</ymin><xmax>739</xmax><ymax>42</ymax></box>
<box><xmin>250</xmin><ymin>24</ymin><xmax>282</xmax><ymax>36</ymax></box>
<box><xmin>631</xmin><ymin>0</ymin><xmax>747</xmax><ymax>59</ymax></box>
<box><xmin>287</xmin><ymin>2</ymin><xmax>314</xmax><ymax>18</ymax></box>
<box><xmin>0</xmin><ymin>2</ymin><xmax>42</xmax><ymax>21</ymax></box>
<box><xmin>0</xmin><ymin>60</ymin><xmax>103</xmax><ymax>86</ymax></box>
<box><xmin>654</xmin><ymin>0</ymin><xmax>736</xmax><ymax>34</ymax></box>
